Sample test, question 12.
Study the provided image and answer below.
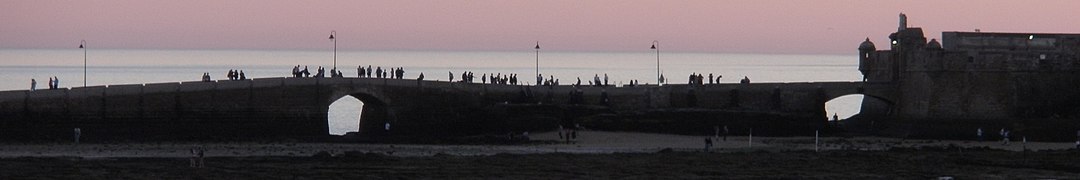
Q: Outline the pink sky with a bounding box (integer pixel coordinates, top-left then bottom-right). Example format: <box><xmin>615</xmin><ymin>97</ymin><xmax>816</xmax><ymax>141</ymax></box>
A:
<box><xmin>2</xmin><ymin>0</ymin><xmax>1078</xmax><ymax>54</ymax></box>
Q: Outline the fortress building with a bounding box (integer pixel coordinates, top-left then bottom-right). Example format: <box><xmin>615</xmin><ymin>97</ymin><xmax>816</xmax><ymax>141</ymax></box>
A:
<box><xmin>857</xmin><ymin>14</ymin><xmax>1080</xmax><ymax>137</ymax></box>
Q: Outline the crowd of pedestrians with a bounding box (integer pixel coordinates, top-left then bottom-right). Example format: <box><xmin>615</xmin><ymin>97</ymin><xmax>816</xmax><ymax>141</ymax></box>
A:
<box><xmin>286</xmin><ymin>65</ymin><xmax>756</xmax><ymax>87</ymax></box>
<box><xmin>201</xmin><ymin>73</ymin><xmax>212</xmax><ymax>82</ymax></box>
<box><xmin>30</xmin><ymin>77</ymin><xmax>62</xmax><ymax>91</ymax></box>
<box><xmin>687</xmin><ymin>73</ymin><xmax>725</xmax><ymax>86</ymax></box>
<box><xmin>33</xmin><ymin>77</ymin><xmax>61</xmax><ymax>90</ymax></box>
<box><xmin>480</xmin><ymin>73</ymin><xmax>518</xmax><ymax>85</ymax></box>
<box><xmin>225</xmin><ymin>69</ymin><xmax>247</xmax><ymax>80</ymax></box>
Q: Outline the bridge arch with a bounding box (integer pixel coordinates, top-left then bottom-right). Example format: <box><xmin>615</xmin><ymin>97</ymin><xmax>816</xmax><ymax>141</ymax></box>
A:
<box><xmin>328</xmin><ymin>96</ymin><xmax>363</xmax><ymax>135</ymax></box>
<box><xmin>824</xmin><ymin>93</ymin><xmax>894</xmax><ymax>121</ymax></box>
<box><xmin>325</xmin><ymin>88</ymin><xmax>393</xmax><ymax>136</ymax></box>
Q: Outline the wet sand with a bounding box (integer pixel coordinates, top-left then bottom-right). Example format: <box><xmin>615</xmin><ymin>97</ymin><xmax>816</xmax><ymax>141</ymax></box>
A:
<box><xmin>2</xmin><ymin>131</ymin><xmax>1078</xmax><ymax>178</ymax></box>
<box><xmin>1</xmin><ymin>131</ymin><xmax>1073</xmax><ymax>158</ymax></box>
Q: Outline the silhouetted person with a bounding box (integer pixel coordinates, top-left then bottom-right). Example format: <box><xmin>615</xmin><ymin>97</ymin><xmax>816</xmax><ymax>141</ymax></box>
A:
<box><xmin>52</xmin><ymin>76</ymin><xmax>59</xmax><ymax>89</ymax></box>
<box><xmin>384</xmin><ymin>122</ymin><xmax>391</xmax><ymax>134</ymax></box>
<box><xmin>740</xmin><ymin>76</ymin><xmax>750</xmax><ymax>84</ymax></box>
<box><xmin>558</xmin><ymin>125</ymin><xmax>565</xmax><ymax>140</ymax></box>
<box><xmin>302</xmin><ymin>66</ymin><xmax>310</xmax><ymax>77</ymax></box>
<box><xmin>449</xmin><ymin>71</ymin><xmax>454</xmax><ymax>82</ymax></box>
<box><xmin>697</xmin><ymin>74</ymin><xmax>704</xmax><ymax>85</ymax></box>
<box><xmin>997</xmin><ymin>129</ymin><xmax>1006</xmax><ymax>145</ymax></box>
<box><xmin>366</xmin><ymin>65</ymin><xmax>372</xmax><ymax>77</ymax></box>
<box><xmin>705</xmin><ymin>137</ymin><xmax>713</xmax><ymax>152</ymax></box>
<box><xmin>30</xmin><ymin>79</ymin><xmax>36</xmax><ymax>91</ymax></box>
<box><xmin>510</xmin><ymin>74</ymin><xmax>517</xmax><ymax>85</ymax></box>
<box><xmin>375</xmin><ymin>67</ymin><xmax>383</xmax><ymax>78</ymax></box>
<box><xmin>689</xmin><ymin>73</ymin><xmax>696</xmax><ymax>85</ymax></box>
<box><xmin>999</xmin><ymin>128</ymin><xmax>1005</xmax><ymax>141</ymax></box>
<box><xmin>709</xmin><ymin>73</ymin><xmax>714</xmax><ymax>84</ymax></box>
<box><xmin>73</xmin><ymin>128</ymin><xmax>81</xmax><ymax>145</ymax></box>
<box><xmin>292</xmin><ymin>65</ymin><xmax>300</xmax><ymax>77</ymax></box>
<box><xmin>418</xmin><ymin>73</ymin><xmax>425</xmax><ymax>83</ymax></box>
<box><xmin>314</xmin><ymin>66</ymin><xmax>324</xmax><ymax>78</ymax></box>
<box><xmin>396</xmin><ymin>68</ymin><xmax>404</xmax><ymax>79</ymax></box>
<box><xmin>723</xmin><ymin>125</ymin><xmax>729</xmax><ymax>141</ymax></box>
<box><xmin>197</xmin><ymin>147</ymin><xmax>205</xmax><ymax>168</ymax></box>
<box><xmin>189</xmin><ymin>147</ymin><xmax>198</xmax><ymax>167</ymax></box>
<box><xmin>977</xmin><ymin>128</ymin><xmax>984</xmax><ymax>142</ymax></box>
<box><xmin>603</xmin><ymin>74</ymin><xmax>609</xmax><ymax>86</ymax></box>
<box><xmin>482</xmin><ymin>74</ymin><xmax>487</xmax><ymax>84</ymax></box>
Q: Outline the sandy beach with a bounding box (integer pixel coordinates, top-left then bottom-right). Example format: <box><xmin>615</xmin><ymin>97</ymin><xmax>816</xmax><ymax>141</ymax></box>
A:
<box><xmin>2</xmin><ymin>131</ymin><xmax>1079</xmax><ymax>178</ymax></box>
<box><xmin>1</xmin><ymin>131</ymin><xmax>1074</xmax><ymax>158</ymax></box>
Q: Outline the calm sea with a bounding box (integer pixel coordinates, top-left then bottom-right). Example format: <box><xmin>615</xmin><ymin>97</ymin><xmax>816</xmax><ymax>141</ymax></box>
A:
<box><xmin>0</xmin><ymin>49</ymin><xmax>864</xmax><ymax>135</ymax></box>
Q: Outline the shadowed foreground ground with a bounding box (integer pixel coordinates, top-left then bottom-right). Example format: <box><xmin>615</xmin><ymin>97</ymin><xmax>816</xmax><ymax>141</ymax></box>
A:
<box><xmin>3</xmin><ymin>149</ymin><xmax>1079</xmax><ymax>179</ymax></box>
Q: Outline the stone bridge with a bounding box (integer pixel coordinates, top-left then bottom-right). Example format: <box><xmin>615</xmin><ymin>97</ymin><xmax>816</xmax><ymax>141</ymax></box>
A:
<box><xmin>0</xmin><ymin>77</ymin><xmax>894</xmax><ymax>141</ymax></box>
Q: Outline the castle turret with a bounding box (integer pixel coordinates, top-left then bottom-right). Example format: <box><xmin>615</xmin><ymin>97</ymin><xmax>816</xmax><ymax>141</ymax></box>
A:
<box><xmin>926</xmin><ymin>38</ymin><xmax>942</xmax><ymax>50</ymax></box>
<box><xmin>858</xmin><ymin>38</ymin><xmax>877</xmax><ymax>81</ymax></box>
<box><xmin>859</xmin><ymin>38</ymin><xmax>876</xmax><ymax>58</ymax></box>
<box><xmin>898</xmin><ymin>13</ymin><xmax>907</xmax><ymax>31</ymax></box>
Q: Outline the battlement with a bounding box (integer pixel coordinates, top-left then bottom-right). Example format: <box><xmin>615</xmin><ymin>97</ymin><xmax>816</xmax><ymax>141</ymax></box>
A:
<box><xmin>942</xmin><ymin>32</ymin><xmax>1080</xmax><ymax>53</ymax></box>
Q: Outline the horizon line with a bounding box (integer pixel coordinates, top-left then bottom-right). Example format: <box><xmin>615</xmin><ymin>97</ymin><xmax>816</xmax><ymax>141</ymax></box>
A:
<box><xmin>1</xmin><ymin>47</ymin><xmax>856</xmax><ymax>56</ymax></box>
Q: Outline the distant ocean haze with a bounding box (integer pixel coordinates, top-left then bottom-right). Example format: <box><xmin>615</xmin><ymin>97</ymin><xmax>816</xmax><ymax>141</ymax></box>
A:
<box><xmin>0</xmin><ymin>49</ymin><xmax>865</xmax><ymax>135</ymax></box>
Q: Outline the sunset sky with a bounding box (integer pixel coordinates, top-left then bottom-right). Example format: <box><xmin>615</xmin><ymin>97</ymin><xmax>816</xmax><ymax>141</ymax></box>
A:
<box><xmin>3</xmin><ymin>0</ymin><xmax>1078</xmax><ymax>54</ymax></box>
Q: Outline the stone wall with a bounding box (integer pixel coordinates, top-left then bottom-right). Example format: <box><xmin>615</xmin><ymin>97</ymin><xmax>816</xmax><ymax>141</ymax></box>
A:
<box><xmin>0</xmin><ymin>77</ymin><xmax>876</xmax><ymax>142</ymax></box>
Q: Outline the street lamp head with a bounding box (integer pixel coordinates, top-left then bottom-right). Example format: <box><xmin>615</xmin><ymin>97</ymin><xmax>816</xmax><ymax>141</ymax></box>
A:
<box><xmin>79</xmin><ymin>40</ymin><xmax>85</xmax><ymax>48</ymax></box>
<box><xmin>650</xmin><ymin>44</ymin><xmax>655</xmax><ymax>49</ymax></box>
<box><xmin>534</xmin><ymin>41</ymin><xmax>540</xmax><ymax>50</ymax></box>
<box><xmin>651</xmin><ymin>40</ymin><xmax>659</xmax><ymax>49</ymax></box>
<box><xmin>79</xmin><ymin>44</ymin><xmax>83</xmax><ymax>49</ymax></box>
<box><xmin>329</xmin><ymin>31</ymin><xmax>336</xmax><ymax>40</ymax></box>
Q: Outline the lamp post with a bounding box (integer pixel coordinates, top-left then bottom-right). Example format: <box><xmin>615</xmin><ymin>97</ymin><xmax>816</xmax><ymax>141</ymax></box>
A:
<box><xmin>651</xmin><ymin>40</ymin><xmax>660</xmax><ymax>85</ymax></box>
<box><xmin>534</xmin><ymin>41</ymin><xmax>540</xmax><ymax>85</ymax></box>
<box><xmin>79</xmin><ymin>40</ymin><xmax>87</xmax><ymax>87</ymax></box>
<box><xmin>329</xmin><ymin>31</ymin><xmax>337</xmax><ymax>70</ymax></box>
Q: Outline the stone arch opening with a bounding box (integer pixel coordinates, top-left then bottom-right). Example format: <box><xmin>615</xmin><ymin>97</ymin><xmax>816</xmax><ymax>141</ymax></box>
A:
<box><xmin>824</xmin><ymin>94</ymin><xmax>893</xmax><ymax>121</ymax></box>
<box><xmin>328</xmin><ymin>96</ymin><xmax>363</xmax><ymax>135</ymax></box>
<box><xmin>327</xmin><ymin>93</ymin><xmax>389</xmax><ymax>136</ymax></box>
